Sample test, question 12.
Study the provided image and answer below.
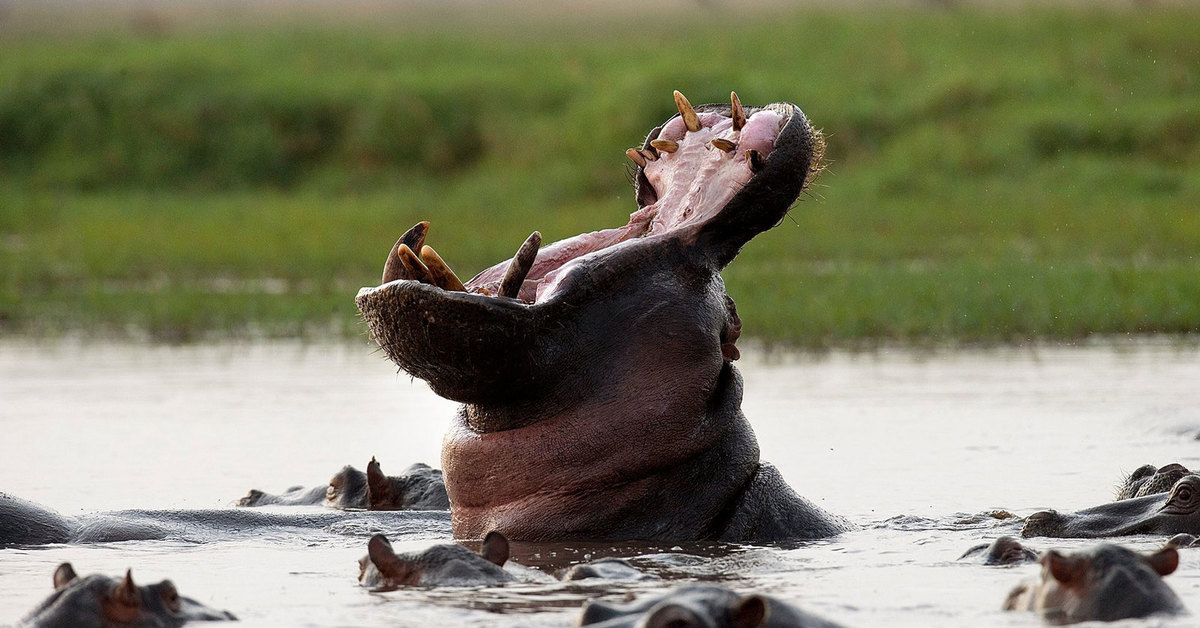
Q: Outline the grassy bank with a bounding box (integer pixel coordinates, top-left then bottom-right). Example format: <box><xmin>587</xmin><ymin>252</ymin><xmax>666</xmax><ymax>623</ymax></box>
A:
<box><xmin>1</xmin><ymin>4</ymin><xmax>1198</xmax><ymax>346</ymax></box>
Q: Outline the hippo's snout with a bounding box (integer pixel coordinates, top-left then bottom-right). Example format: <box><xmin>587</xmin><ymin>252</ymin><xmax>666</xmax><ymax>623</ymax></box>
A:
<box><xmin>1021</xmin><ymin>510</ymin><xmax>1066</xmax><ymax>538</ymax></box>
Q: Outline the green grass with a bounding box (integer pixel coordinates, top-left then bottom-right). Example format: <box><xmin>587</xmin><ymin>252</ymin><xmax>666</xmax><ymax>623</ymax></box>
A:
<box><xmin>1</xmin><ymin>4</ymin><xmax>1198</xmax><ymax>346</ymax></box>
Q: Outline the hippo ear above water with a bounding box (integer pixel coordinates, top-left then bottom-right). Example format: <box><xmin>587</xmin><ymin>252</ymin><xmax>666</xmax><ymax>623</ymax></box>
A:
<box><xmin>368</xmin><ymin>534</ymin><xmax>413</xmax><ymax>584</ymax></box>
<box><xmin>1044</xmin><ymin>550</ymin><xmax>1087</xmax><ymax>588</ymax></box>
<box><xmin>480</xmin><ymin>531</ymin><xmax>509</xmax><ymax>567</ymax></box>
<box><xmin>102</xmin><ymin>569</ymin><xmax>142</xmax><ymax>623</ymax></box>
<box><xmin>732</xmin><ymin>595</ymin><xmax>768</xmax><ymax>628</ymax></box>
<box><xmin>1145</xmin><ymin>547</ymin><xmax>1180</xmax><ymax>577</ymax></box>
<box><xmin>52</xmin><ymin>563</ymin><xmax>77</xmax><ymax>589</ymax></box>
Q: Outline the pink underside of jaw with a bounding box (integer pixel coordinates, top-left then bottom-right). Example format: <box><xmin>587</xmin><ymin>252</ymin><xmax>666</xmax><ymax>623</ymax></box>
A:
<box><xmin>464</xmin><ymin>109</ymin><xmax>784</xmax><ymax>304</ymax></box>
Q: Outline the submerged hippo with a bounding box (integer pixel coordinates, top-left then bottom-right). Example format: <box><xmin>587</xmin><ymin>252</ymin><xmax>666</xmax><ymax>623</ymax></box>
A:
<box><xmin>356</xmin><ymin>90</ymin><xmax>846</xmax><ymax>543</ymax></box>
<box><xmin>19</xmin><ymin>563</ymin><xmax>235</xmax><ymax>627</ymax></box>
<box><xmin>579</xmin><ymin>584</ymin><xmax>843</xmax><ymax>628</ymax></box>
<box><xmin>1023</xmin><ymin>470</ymin><xmax>1200</xmax><ymax>538</ymax></box>
<box><xmin>358</xmin><ymin>531</ymin><xmax>513</xmax><ymax>589</ymax></box>
<box><xmin>1003</xmin><ymin>544</ymin><xmax>1184</xmax><ymax>624</ymax></box>
<box><xmin>959</xmin><ymin>536</ymin><xmax>1039</xmax><ymax>565</ymax></box>
<box><xmin>0</xmin><ymin>490</ymin><xmax>450</xmax><ymax>546</ymax></box>
<box><xmin>562</xmin><ymin>557</ymin><xmax>654</xmax><ymax>581</ymax></box>
<box><xmin>237</xmin><ymin>458</ymin><xmax>448</xmax><ymax>510</ymax></box>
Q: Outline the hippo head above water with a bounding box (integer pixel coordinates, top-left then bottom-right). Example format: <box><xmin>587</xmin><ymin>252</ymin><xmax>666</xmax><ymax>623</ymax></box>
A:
<box><xmin>356</xmin><ymin>90</ymin><xmax>845</xmax><ymax>543</ymax></box>
<box><xmin>1023</xmin><ymin>467</ymin><xmax>1200</xmax><ymax>539</ymax></box>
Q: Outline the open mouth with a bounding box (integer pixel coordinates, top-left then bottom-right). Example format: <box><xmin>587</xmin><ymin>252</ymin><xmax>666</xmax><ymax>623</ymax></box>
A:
<box><xmin>357</xmin><ymin>90</ymin><xmax>822</xmax><ymax>307</ymax></box>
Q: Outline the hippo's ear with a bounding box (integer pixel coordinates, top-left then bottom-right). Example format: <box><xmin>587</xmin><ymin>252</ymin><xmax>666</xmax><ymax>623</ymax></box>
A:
<box><xmin>102</xmin><ymin>570</ymin><xmax>141</xmax><ymax>623</ymax></box>
<box><xmin>732</xmin><ymin>595</ymin><xmax>768</xmax><ymax>628</ymax></box>
<box><xmin>367</xmin><ymin>534</ymin><xmax>411</xmax><ymax>583</ymax></box>
<box><xmin>1145</xmin><ymin>547</ymin><xmax>1180</xmax><ymax>577</ymax></box>
<box><xmin>52</xmin><ymin>563</ymin><xmax>77</xmax><ymax>589</ymax></box>
<box><xmin>1044</xmin><ymin>551</ymin><xmax>1086</xmax><ymax>587</ymax></box>
<box><xmin>480</xmin><ymin>531</ymin><xmax>510</xmax><ymax>566</ymax></box>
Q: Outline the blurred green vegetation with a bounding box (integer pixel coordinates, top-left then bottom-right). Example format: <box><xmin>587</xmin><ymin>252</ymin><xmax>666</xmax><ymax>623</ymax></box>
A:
<box><xmin>1</xmin><ymin>5</ymin><xmax>1198</xmax><ymax>345</ymax></box>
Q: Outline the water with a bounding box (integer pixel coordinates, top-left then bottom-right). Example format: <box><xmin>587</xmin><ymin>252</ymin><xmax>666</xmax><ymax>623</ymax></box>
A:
<box><xmin>2</xmin><ymin>339</ymin><xmax>1200</xmax><ymax>626</ymax></box>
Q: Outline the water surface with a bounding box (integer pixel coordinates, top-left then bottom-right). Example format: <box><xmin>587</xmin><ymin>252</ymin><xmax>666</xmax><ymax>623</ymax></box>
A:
<box><xmin>2</xmin><ymin>339</ymin><xmax>1199</xmax><ymax>626</ymax></box>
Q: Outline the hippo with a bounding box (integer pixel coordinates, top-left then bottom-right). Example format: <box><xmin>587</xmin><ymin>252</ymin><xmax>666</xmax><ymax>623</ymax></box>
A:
<box><xmin>561</xmin><ymin>557</ymin><xmax>654</xmax><ymax>581</ymax></box>
<box><xmin>1003</xmin><ymin>544</ymin><xmax>1184</xmax><ymax>624</ymax></box>
<box><xmin>1022</xmin><ymin>472</ymin><xmax>1200</xmax><ymax>538</ymax></box>
<box><xmin>237</xmin><ymin>458</ymin><xmax>449</xmax><ymax>510</ymax></box>
<box><xmin>0</xmin><ymin>491</ymin><xmax>450</xmax><ymax>546</ymax></box>
<box><xmin>959</xmin><ymin>536</ymin><xmax>1039</xmax><ymax>565</ymax></box>
<box><xmin>18</xmin><ymin>563</ymin><xmax>235</xmax><ymax>627</ymax></box>
<box><xmin>578</xmin><ymin>584</ymin><xmax>844</xmax><ymax>628</ymax></box>
<box><xmin>358</xmin><ymin>531</ymin><xmax>514</xmax><ymax>589</ymax></box>
<box><xmin>355</xmin><ymin>89</ymin><xmax>847</xmax><ymax>543</ymax></box>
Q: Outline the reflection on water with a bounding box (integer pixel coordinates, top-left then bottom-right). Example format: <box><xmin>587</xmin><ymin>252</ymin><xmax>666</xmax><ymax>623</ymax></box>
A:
<box><xmin>2</xmin><ymin>339</ymin><xmax>1199</xmax><ymax>626</ymax></box>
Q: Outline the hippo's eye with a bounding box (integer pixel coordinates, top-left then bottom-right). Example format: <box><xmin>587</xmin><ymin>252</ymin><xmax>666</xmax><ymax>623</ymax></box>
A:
<box><xmin>1169</xmin><ymin>484</ymin><xmax>1197</xmax><ymax>510</ymax></box>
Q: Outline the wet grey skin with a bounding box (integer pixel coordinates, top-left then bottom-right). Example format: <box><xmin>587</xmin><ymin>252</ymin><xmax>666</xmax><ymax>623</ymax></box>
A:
<box><xmin>358</xmin><ymin>531</ymin><xmax>514</xmax><ymax>589</ymax></box>
<box><xmin>1022</xmin><ymin>473</ymin><xmax>1200</xmax><ymax>538</ymax></box>
<box><xmin>1003</xmin><ymin>544</ymin><xmax>1184</xmax><ymax>624</ymax></box>
<box><xmin>561</xmin><ymin>557</ymin><xmax>654</xmax><ymax>581</ymax></box>
<box><xmin>579</xmin><ymin>584</ymin><xmax>844</xmax><ymax>628</ymax></box>
<box><xmin>1115</xmin><ymin>463</ymin><xmax>1190</xmax><ymax>500</ymax></box>
<box><xmin>0</xmin><ymin>491</ymin><xmax>450</xmax><ymax>545</ymax></box>
<box><xmin>19</xmin><ymin>563</ymin><xmax>235</xmax><ymax>627</ymax></box>
<box><xmin>355</xmin><ymin>90</ymin><xmax>847</xmax><ymax>543</ymax></box>
<box><xmin>237</xmin><ymin>459</ymin><xmax>449</xmax><ymax>510</ymax></box>
<box><xmin>959</xmin><ymin>536</ymin><xmax>1039</xmax><ymax>565</ymax></box>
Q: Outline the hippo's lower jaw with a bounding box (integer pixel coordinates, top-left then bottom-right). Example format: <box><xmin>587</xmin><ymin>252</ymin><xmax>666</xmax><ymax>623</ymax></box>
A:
<box><xmin>357</xmin><ymin>91</ymin><xmax>845</xmax><ymax>542</ymax></box>
<box><xmin>1022</xmin><ymin>474</ymin><xmax>1200</xmax><ymax>538</ymax></box>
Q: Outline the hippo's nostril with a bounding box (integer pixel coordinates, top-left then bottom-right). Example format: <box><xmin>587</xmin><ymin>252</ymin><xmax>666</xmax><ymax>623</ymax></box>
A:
<box><xmin>1158</xmin><ymin>463</ymin><xmax>1190</xmax><ymax>475</ymax></box>
<box><xmin>1021</xmin><ymin>510</ymin><xmax>1063</xmax><ymax>538</ymax></box>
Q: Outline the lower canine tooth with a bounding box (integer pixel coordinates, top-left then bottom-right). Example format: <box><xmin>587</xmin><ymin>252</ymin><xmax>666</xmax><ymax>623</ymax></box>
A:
<box><xmin>499</xmin><ymin>231</ymin><xmax>542</xmax><ymax>299</ymax></box>
<box><xmin>382</xmin><ymin>221</ymin><xmax>430</xmax><ymax>284</ymax></box>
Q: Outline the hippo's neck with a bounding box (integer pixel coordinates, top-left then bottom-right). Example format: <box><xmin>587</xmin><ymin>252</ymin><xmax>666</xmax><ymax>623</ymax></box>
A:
<box><xmin>442</xmin><ymin>362</ymin><xmax>761</xmax><ymax>541</ymax></box>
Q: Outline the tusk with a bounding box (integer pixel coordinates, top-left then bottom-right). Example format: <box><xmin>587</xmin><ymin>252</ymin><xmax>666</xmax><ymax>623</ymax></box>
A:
<box><xmin>746</xmin><ymin>149</ymin><xmax>765</xmax><ymax>172</ymax></box>
<box><xmin>499</xmin><ymin>231</ymin><xmax>541</xmax><ymax>299</ymax></box>
<box><xmin>397</xmin><ymin>244</ymin><xmax>433</xmax><ymax>284</ymax></box>
<box><xmin>710</xmin><ymin>138</ymin><xmax>736</xmax><ymax>153</ymax></box>
<box><xmin>382</xmin><ymin>221</ymin><xmax>429</xmax><ymax>284</ymax></box>
<box><xmin>639</xmin><ymin>148</ymin><xmax>657</xmax><ymax>162</ymax></box>
<box><xmin>650</xmin><ymin>139</ymin><xmax>678</xmax><ymax>153</ymax></box>
<box><xmin>625</xmin><ymin>148</ymin><xmax>646</xmax><ymax>168</ymax></box>
<box><xmin>673</xmin><ymin>90</ymin><xmax>702</xmax><ymax>132</ymax></box>
<box><xmin>419</xmin><ymin>245</ymin><xmax>466</xmax><ymax>292</ymax></box>
<box><xmin>731</xmin><ymin>91</ymin><xmax>747</xmax><ymax>131</ymax></box>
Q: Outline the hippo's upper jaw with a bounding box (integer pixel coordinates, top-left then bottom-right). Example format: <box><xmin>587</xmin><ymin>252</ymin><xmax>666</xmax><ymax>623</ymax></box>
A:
<box><xmin>356</xmin><ymin>91</ymin><xmax>839</xmax><ymax>542</ymax></box>
<box><xmin>355</xmin><ymin>91</ymin><xmax>822</xmax><ymax>408</ymax></box>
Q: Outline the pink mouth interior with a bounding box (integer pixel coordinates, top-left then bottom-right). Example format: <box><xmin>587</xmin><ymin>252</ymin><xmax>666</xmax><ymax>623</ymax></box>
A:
<box><xmin>465</xmin><ymin>108</ymin><xmax>786</xmax><ymax>303</ymax></box>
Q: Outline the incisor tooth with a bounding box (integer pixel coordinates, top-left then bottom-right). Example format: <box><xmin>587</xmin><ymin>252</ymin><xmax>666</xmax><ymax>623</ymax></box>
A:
<box><xmin>397</xmin><ymin>244</ymin><xmax>433</xmax><ymax>284</ymax></box>
<box><xmin>639</xmin><ymin>148</ymin><xmax>657</xmax><ymax>162</ymax></box>
<box><xmin>419</xmin><ymin>245</ymin><xmax>466</xmax><ymax>292</ymax></box>
<box><xmin>731</xmin><ymin>91</ymin><xmax>747</xmax><ymax>131</ymax></box>
<box><xmin>710</xmin><ymin>138</ymin><xmax>736</xmax><ymax>153</ymax></box>
<box><xmin>746</xmin><ymin>149</ymin><xmax>765</xmax><ymax>172</ymax></box>
<box><xmin>499</xmin><ymin>231</ymin><xmax>542</xmax><ymax>299</ymax></box>
<box><xmin>625</xmin><ymin>148</ymin><xmax>646</xmax><ymax>168</ymax></box>
<box><xmin>650</xmin><ymin>139</ymin><xmax>678</xmax><ymax>153</ymax></box>
<box><xmin>673</xmin><ymin>90</ymin><xmax>702</xmax><ymax>132</ymax></box>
